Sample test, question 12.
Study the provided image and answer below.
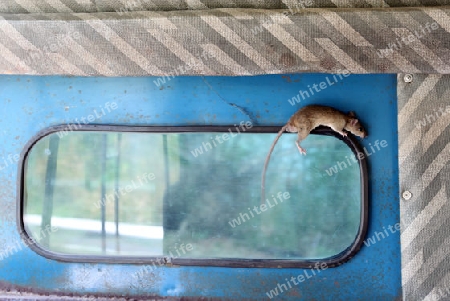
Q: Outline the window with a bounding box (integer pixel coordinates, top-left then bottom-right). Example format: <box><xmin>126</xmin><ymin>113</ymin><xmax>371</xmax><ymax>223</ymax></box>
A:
<box><xmin>20</xmin><ymin>125</ymin><xmax>367</xmax><ymax>267</ymax></box>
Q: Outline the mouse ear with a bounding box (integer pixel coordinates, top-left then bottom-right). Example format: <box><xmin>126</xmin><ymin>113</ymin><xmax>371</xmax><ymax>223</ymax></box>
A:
<box><xmin>348</xmin><ymin>111</ymin><xmax>356</xmax><ymax>117</ymax></box>
<box><xmin>350</xmin><ymin>118</ymin><xmax>359</xmax><ymax>126</ymax></box>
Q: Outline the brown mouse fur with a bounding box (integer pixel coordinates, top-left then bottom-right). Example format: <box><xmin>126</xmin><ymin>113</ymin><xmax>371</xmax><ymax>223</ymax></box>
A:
<box><xmin>261</xmin><ymin>105</ymin><xmax>367</xmax><ymax>204</ymax></box>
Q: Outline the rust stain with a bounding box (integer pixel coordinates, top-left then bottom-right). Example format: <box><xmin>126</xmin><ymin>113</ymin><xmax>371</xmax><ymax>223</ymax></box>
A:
<box><xmin>0</xmin><ymin>280</ymin><xmax>248</xmax><ymax>300</ymax></box>
<box><xmin>279</xmin><ymin>53</ymin><xmax>296</xmax><ymax>68</ymax></box>
<box><xmin>281</xmin><ymin>75</ymin><xmax>292</xmax><ymax>83</ymax></box>
<box><xmin>320</xmin><ymin>58</ymin><xmax>336</xmax><ymax>70</ymax></box>
<box><xmin>287</xmin><ymin>289</ymin><xmax>301</xmax><ymax>297</ymax></box>
<box><xmin>265</xmin><ymin>43</ymin><xmax>276</xmax><ymax>55</ymax></box>
<box><xmin>376</xmin><ymin>61</ymin><xmax>389</xmax><ymax>72</ymax></box>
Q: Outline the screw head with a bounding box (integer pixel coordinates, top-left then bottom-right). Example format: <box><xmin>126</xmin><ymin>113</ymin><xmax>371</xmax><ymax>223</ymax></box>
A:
<box><xmin>402</xmin><ymin>190</ymin><xmax>412</xmax><ymax>200</ymax></box>
<box><xmin>404</xmin><ymin>74</ymin><xmax>413</xmax><ymax>83</ymax></box>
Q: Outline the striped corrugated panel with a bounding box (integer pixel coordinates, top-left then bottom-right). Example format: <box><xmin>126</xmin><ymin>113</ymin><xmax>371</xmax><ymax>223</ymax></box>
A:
<box><xmin>1</xmin><ymin>0</ymin><xmax>450</xmax><ymax>13</ymax></box>
<box><xmin>398</xmin><ymin>74</ymin><xmax>450</xmax><ymax>301</ymax></box>
<box><xmin>0</xmin><ymin>7</ymin><xmax>449</xmax><ymax>76</ymax></box>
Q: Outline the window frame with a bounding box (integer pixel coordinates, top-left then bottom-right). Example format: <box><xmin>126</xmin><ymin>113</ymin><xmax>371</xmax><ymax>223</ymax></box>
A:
<box><xmin>17</xmin><ymin>124</ymin><xmax>368</xmax><ymax>268</ymax></box>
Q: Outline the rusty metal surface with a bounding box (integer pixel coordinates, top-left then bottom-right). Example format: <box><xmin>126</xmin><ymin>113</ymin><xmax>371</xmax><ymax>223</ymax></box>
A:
<box><xmin>0</xmin><ymin>283</ymin><xmax>234</xmax><ymax>300</ymax></box>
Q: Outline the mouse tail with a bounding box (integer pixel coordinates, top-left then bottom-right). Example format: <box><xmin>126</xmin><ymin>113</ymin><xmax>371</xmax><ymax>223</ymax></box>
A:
<box><xmin>261</xmin><ymin>125</ymin><xmax>286</xmax><ymax>205</ymax></box>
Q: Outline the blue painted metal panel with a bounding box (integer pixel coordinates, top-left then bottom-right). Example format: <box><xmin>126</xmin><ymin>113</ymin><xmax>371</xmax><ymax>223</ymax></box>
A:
<box><xmin>0</xmin><ymin>74</ymin><xmax>400</xmax><ymax>300</ymax></box>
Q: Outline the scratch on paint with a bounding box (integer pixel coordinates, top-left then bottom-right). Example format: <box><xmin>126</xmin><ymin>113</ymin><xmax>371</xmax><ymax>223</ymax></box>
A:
<box><xmin>201</xmin><ymin>76</ymin><xmax>256</xmax><ymax>124</ymax></box>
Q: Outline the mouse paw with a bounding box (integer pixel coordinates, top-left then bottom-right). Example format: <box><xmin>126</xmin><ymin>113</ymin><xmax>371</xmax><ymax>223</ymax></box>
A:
<box><xmin>297</xmin><ymin>145</ymin><xmax>307</xmax><ymax>155</ymax></box>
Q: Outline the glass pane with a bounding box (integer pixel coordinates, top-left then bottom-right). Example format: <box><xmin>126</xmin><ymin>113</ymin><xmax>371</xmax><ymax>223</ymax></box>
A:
<box><xmin>23</xmin><ymin>129</ymin><xmax>361</xmax><ymax>260</ymax></box>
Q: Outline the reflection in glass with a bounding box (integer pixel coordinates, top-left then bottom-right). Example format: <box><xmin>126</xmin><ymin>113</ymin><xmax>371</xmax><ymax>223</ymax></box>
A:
<box><xmin>23</xmin><ymin>130</ymin><xmax>361</xmax><ymax>260</ymax></box>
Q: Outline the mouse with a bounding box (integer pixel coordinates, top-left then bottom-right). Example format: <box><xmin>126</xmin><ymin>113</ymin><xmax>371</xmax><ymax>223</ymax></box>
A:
<box><xmin>261</xmin><ymin>104</ymin><xmax>367</xmax><ymax>204</ymax></box>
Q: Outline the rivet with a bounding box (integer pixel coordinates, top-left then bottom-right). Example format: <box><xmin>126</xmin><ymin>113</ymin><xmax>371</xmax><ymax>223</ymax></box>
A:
<box><xmin>402</xmin><ymin>191</ymin><xmax>412</xmax><ymax>200</ymax></box>
<box><xmin>403</xmin><ymin>74</ymin><xmax>413</xmax><ymax>83</ymax></box>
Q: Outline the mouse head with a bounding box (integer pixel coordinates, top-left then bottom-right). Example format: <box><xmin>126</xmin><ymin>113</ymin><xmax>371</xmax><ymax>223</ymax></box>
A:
<box><xmin>345</xmin><ymin>112</ymin><xmax>368</xmax><ymax>138</ymax></box>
